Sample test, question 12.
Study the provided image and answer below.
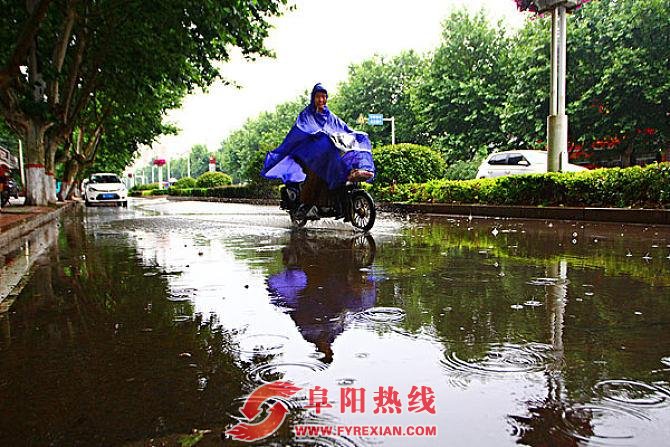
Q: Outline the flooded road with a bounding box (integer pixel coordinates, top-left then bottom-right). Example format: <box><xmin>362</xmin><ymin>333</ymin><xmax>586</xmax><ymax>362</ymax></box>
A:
<box><xmin>1</xmin><ymin>198</ymin><xmax>670</xmax><ymax>446</ymax></box>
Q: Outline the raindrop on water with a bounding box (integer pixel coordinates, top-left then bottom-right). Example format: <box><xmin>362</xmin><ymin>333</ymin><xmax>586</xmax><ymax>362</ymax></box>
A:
<box><xmin>524</xmin><ymin>300</ymin><xmax>543</xmax><ymax>307</ymax></box>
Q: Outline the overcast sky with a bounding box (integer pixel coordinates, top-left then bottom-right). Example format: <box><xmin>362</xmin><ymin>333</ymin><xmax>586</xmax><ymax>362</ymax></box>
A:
<box><xmin>141</xmin><ymin>0</ymin><xmax>526</xmax><ymax>165</ymax></box>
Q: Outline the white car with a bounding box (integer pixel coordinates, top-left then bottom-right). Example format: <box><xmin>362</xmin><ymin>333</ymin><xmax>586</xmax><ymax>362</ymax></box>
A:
<box><xmin>475</xmin><ymin>150</ymin><xmax>588</xmax><ymax>179</ymax></box>
<box><xmin>84</xmin><ymin>173</ymin><xmax>128</xmax><ymax>207</ymax></box>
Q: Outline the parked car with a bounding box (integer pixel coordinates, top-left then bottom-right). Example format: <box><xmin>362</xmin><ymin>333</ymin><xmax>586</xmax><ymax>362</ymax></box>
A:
<box><xmin>475</xmin><ymin>150</ymin><xmax>588</xmax><ymax>179</ymax></box>
<box><xmin>84</xmin><ymin>173</ymin><xmax>128</xmax><ymax>207</ymax></box>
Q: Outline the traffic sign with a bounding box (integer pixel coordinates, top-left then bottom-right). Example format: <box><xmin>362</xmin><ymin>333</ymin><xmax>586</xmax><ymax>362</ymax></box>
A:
<box><xmin>368</xmin><ymin>113</ymin><xmax>383</xmax><ymax>126</ymax></box>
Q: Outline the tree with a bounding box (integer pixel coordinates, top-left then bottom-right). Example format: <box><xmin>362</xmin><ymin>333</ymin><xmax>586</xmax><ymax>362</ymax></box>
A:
<box><xmin>0</xmin><ymin>0</ymin><xmax>288</xmax><ymax>205</ymax></box>
<box><xmin>328</xmin><ymin>51</ymin><xmax>426</xmax><ymax>147</ymax></box>
<box><xmin>188</xmin><ymin>144</ymin><xmax>212</xmax><ymax>178</ymax></box>
<box><xmin>219</xmin><ymin>95</ymin><xmax>305</xmax><ymax>182</ymax></box>
<box><xmin>412</xmin><ymin>9</ymin><xmax>513</xmax><ymax>164</ymax></box>
<box><xmin>499</xmin><ymin>18</ymin><xmax>550</xmax><ymax>149</ymax></box>
<box><xmin>569</xmin><ymin>0</ymin><xmax>669</xmax><ymax>166</ymax></box>
<box><xmin>502</xmin><ymin>0</ymin><xmax>670</xmax><ymax>166</ymax></box>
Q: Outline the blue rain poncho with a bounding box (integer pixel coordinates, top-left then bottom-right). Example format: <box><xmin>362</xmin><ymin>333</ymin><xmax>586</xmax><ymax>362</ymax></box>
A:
<box><xmin>260</xmin><ymin>83</ymin><xmax>375</xmax><ymax>189</ymax></box>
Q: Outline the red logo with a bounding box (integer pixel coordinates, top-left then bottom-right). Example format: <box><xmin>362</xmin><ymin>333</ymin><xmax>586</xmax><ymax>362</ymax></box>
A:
<box><xmin>226</xmin><ymin>381</ymin><xmax>301</xmax><ymax>442</ymax></box>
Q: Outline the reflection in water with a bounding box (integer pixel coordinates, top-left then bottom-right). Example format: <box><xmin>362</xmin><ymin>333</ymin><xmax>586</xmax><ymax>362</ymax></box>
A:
<box><xmin>267</xmin><ymin>231</ymin><xmax>377</xmax><ymax>363</ymax></box>
<box><xmin>0</xmin><ymin>215</ymin><xmax>248</xmax><ymax>446</ymax></box>
<box><xmin>3</xmin><ymin>203</ymin><xmax>670</xmax><ymax>446</ymax></box>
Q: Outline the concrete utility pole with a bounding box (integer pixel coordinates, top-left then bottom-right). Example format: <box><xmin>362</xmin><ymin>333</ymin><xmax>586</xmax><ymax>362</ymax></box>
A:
<box><xmin>537</xmin><ymin>0</ymin><xmax>579</xmax><ymax>172</ymax></box>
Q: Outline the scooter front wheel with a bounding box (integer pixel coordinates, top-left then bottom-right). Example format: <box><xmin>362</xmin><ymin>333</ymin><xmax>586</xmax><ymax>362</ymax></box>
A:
<box><xmin>349</xmin><ymin>190</ymin><xmax>376</xmax><ymax>232</ymax></box>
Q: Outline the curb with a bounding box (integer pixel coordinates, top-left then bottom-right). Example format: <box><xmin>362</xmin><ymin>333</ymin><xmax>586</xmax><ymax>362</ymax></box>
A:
<box><xmin>0</xmin><ymin>201</ymin><xmax>80</xmax><ymax>310</ymax></box>
<box><xmin>0</xmin><ymin>201</ymin><xmax>80</xmax><ymax>251</ymax></box>
<box><xmin>383</xmin><ymin>202</ymin><xmax>670</xmax><ymax>225</ymax></box>
<box><xmin>166</xmin><ymin>195</ymin><xmax>280</xmax><ymax>206</ymax></box>
<box><xmin>157</xmin><ymin>195</ymin><xmax>670</xmax><ymax>226</ymax></box>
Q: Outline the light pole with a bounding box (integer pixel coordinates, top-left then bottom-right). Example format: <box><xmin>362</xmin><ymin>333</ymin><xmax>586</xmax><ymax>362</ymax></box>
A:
<box><xmin>535</xmin><ymin>0</ymin><xmax>581</xmax><ymax>171</ymax></box>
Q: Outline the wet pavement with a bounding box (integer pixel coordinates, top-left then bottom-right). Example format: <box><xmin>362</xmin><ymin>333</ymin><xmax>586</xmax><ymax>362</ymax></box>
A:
<box><xmin>1</xmin><ymin>198</ymin><xmax>670</xmax><ymax>446</ymax></box>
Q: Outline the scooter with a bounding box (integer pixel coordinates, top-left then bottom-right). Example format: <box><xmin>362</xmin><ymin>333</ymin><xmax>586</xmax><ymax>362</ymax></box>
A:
<box><xmin>280</xmin><ymin>181</ymin><xmax>376</xmax><ymax>231</ymax></box>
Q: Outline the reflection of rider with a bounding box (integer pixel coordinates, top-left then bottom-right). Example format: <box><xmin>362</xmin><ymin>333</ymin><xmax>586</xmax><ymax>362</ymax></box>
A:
<box><xmin>267</xmin><ymin>232</ymin><xmax>377</xmax><ymax>363</ymax></box>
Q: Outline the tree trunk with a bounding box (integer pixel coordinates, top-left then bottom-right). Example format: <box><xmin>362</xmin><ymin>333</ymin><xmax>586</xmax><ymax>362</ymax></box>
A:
<box><xmin>59</xmin><ymin>158</ymin><xmax>79</xmax><ymax>200</ymax></box>
<box><xmin>45</xmin><ymin>141</ymin><xmax>58</xmax><ymax>204</ymax></box>
<box><xmin>24</xmin><ymin>119</ymin><xmax>48</xmax><ymax>206</ymax></box>
<box><xmin>621</xmin><ymin>140</ymin><xmax>634</xmax><ymax>168</ymax></box>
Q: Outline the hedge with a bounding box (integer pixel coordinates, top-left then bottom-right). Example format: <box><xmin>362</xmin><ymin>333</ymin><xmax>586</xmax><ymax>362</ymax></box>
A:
<box><xmin>130</xmin><ymin>188</ymin><xmax>167</xmax><ymax>197</ymax></box>
<box><xmin>129</xmin><ymin>182</ymin><xmax>160</xmax><ymax>193</ymax></box>
<box><xmin>196</xmin><ymin>172</ymin><xmax>233</xmax><ymax>188</ymax></box>
<box><xmin>374</xmin><ymin>163</ymin><xmax>670</xmax><ymax>208</ymax></box>
<box><xmin>371</xmin><ymin>143</ymin><xmax>446</xmax><ymax>186</ymax></box>
<box><xmin>172</xmin><ymin>177</ymin><xmax>197</xmax><ymax>189</ymax></box>
<box><xmin>164</xmin><ymin>163</ymin><xmax>669</xmax><ymax>209</ymax></box>
<box><xmin>168</xmin><ymin>184</ymin><xmax>279</xmax><ymax>199</ymax></box>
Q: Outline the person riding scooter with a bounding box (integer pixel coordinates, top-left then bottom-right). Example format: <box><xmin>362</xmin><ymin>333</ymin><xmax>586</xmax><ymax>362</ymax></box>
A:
<box><xmin>260</xmin><ymin>83</ymin><xmax>375</xmax><ymax>219</ymax></box>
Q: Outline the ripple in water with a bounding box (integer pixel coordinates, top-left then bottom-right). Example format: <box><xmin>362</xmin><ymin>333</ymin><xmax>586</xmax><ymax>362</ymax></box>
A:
<box><xmin>248</xmin><ymin>361</ymin><xmax>328</xmax><ymax>384</ymax></box>
<box><xmin>595</xmin><ymin>380</ymin><xmax>670</xmax><ymax>408</ymax></box>
<box><xmin>354</xmin><ymin>307</ymin><xmax>406</xmax><ymax>324</ymax></box>
<box><xmin>289</xmin><ymin>435</ymin><xmax>368</xmax><ymax>447</ymax></box>
<box><xmin>167</xmin><ymin>286</ymin><xmax>197</xmax><ymax>302</ymax></box>
<box><xmin>441</xmin><ymin>342</ymin><xmax>558</xmax><ymax>377</ymax></box>
<box><xmin>560</xmin><ymin>404</ymin><xmax>650</xmax><ymax>445</ymax></box>
<box><xmin>527</xmin><ymin>277</ymin><xmax>568</xmax><ymax>287</ymax></box>
<box><xmin>235</xmin><ymin>334</ymin><xmax>290</xmax><ymax>355</ymax></box>
<box><xmin>524</xmin><ymin>300</ymin><xmax>543</xmax><ymax>307</ymax></box>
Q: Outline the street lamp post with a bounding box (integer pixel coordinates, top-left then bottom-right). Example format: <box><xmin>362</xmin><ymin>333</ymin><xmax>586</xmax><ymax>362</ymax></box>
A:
<box><xmin>535</xmin><ymin>0</ymin><xmax>581</xmax><ymax>171</ymax></box>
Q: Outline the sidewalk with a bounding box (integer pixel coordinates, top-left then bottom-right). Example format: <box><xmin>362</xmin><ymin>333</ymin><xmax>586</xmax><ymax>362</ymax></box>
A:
<box><xmin>0</xmin><ymin>198</ymin><xmax>78</xmax><ymax>251</ymax></box>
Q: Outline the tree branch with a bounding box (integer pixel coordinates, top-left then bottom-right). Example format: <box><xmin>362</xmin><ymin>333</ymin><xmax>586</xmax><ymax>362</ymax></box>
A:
<box><xmin>0</xmin><ymin>0</ymin><xmax>53</xmax><ymax>89</ymax></box>
<box><xmin>49</xmin><ymin>0</ymin><xmax>80</xmax><ymax>108</ymax></box>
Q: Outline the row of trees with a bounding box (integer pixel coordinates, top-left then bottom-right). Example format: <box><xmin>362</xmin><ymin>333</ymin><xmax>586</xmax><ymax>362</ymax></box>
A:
<box><xmin>0</xmin><ymin>0</ymin><xmax>289</xmax><ymax>205</ymax></box>
<box><xmin>218</xmin><ymin>0</ymin><xmax>669</xmax><ymax>183</ymax></box>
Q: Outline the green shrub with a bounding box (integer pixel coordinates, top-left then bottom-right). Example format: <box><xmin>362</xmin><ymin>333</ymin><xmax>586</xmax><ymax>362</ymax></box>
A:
<box><xmin>377</xmin><ymin>163</ymin><xmax>670</xmax><ymax>209</ymax></box>
<box><xmin>443</xmin><ymin>160</ymin><xmax>480</xmax><ymax>181</ymax></box>
<box><xmin>129</xmin><ymin>182</ymin><xmax>160</xmax><ymax>193</ymax></box>
<box><xmin>196</xmin><ymin>171</ymin><xmax>233</xmax><ymax>188</ymax></box>
<box><xmin>241</xmin><ymin>150</ymin><xmax>281</xmax><ymax>195</ymax></box>
<box><xmin>372</xmin><ymin>143</ymin><xmax>446</xmax><ymax>186</ymax></box>
<box><xmin>172</xmin><ymin>177</ymin><xmax>197</xmax><ymax>189</ymax></box>
<box><xmin>167</xmin><ymin>184</ymin><xmax>279</xmax><ymax>200</ymax></box>
<box><xmin>149</xmin><ymin>188</ymin><xmax>168</xmax><ymax>195</ymax></box>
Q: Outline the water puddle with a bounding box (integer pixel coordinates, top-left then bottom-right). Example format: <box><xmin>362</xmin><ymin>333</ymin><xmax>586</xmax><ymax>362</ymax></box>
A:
<box><xmin>2</xmin><ymin>203</ymin><xmax>670</xmax><ymax>446</ymax></box>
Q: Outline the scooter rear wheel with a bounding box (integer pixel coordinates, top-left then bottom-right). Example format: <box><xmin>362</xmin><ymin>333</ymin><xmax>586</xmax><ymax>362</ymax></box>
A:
<box><xmin>349</xmin><ymin>190</ymin><xmax>376</xmax><ymax>232</ymax></box>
